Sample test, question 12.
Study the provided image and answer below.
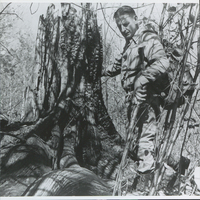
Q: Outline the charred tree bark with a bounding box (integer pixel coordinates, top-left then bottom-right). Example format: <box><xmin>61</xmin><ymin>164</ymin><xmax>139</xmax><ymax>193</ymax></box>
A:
<box><xmin>23</xmin><ymin>165</ymin><xmax>112</xmax><ymax>196</ymax></box>
<box><xmin>0</xmin><ymin>3</ymin><xmax>122</xmax><ymax>196</ymax></box>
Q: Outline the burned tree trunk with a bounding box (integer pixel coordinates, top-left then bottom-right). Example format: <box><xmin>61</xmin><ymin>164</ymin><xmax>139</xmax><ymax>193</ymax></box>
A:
<box><xmin>25</xmin><ymin>2</ymin><xmax>122</xmax><ymax>169</ymax></box>
<box><xmin>0</xmin><ymin>3</ymin><xmax>122</xmax><ymax>196</ymax></box>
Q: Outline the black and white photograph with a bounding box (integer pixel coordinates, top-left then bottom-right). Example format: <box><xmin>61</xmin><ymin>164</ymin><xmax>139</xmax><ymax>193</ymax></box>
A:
<box><xmin>0</xmin><ymin>0</ymin><xmax>199</xmax><ymax>198</ymax></box>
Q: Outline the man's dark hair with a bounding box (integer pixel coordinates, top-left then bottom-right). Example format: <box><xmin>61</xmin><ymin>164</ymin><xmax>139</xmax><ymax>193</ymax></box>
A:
<box><xmin>113</xmin><ymin>6</ymin><xmax>136</xmax><ymax>19</ymax></box>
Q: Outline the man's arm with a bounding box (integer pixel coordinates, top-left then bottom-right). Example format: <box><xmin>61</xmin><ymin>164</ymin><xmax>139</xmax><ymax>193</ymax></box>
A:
<box><xmin>141</xmin><ymin>32</ymin><xmax>170</xmax><ymax>82</ymax></box>
<box><xmin>133</xmin><ymin>32</ymin><xmax>169</xmax><ymax>103</ymax></box>
<box><xmin>102</xmin><ymin>57</ymin><xmax>121</xmax><ymax>77</ymax></box>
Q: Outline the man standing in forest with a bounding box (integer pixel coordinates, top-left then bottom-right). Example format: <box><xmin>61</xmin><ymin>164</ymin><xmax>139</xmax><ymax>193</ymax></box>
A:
<box><xmin>103</xmin><ymin>6</ymin><xmax>170</xmax><ymax>190</ymax></box>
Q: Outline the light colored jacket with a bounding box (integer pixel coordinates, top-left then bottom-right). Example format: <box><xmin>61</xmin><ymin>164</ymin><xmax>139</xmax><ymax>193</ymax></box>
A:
<box><xmin>107</xmin><ymin>24</ymin><xmax>170</xmax><ymax>92</ymax></box>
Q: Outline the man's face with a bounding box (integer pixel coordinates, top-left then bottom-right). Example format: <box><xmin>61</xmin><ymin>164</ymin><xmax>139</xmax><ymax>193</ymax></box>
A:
<box><xmin>115</xmin><ymin>14</ymin><xmax>138</xmax><ymax>41</ymax></box>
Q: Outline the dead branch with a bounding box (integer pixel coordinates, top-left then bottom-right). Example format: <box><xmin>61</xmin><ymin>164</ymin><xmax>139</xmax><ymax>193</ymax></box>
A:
<box><xmin>30</xmin><ymin>3</ymin><xmax>40</xmax><ymax>15</ymax></box>
<box><xmin>0</xmin><ymin>2</ymin><xmax>11</xmax><ymax>14</ymax></box>
<box><xmin>149</xmin><ymin>4</ymin><xmax>199</xmax><ymax>195</ymax></box>
<box><xmin>100</xmin><ymin>3</ymin><xmax>123</xmax><ymax>39</ymax></box>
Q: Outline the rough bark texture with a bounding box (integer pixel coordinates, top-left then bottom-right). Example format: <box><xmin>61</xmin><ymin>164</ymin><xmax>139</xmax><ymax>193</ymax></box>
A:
<box><xmin>23</xmin><ymin>165</ymin><xmax>112</xmax><ymax>196</ymax></box>
<box><xmin>0</xmin><ymin>3</ymin><xmax>122</xmax><ymax>196</ymax></box>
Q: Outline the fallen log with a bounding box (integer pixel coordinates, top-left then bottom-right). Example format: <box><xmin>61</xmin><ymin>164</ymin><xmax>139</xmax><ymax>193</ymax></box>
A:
<box><xmin>23</xmin><ymin>165</ymin><xmax>112</xmax><ymax>196</ymax></box>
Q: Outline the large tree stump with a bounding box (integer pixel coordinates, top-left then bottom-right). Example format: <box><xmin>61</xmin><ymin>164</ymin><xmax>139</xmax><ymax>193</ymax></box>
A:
<box><xmin>0</xmin><ymin>3</ymin><xmax>123</xmax><ymax>196</ymax></box>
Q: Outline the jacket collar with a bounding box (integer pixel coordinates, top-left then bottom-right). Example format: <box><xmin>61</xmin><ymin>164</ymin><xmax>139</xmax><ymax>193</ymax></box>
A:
<box><xmin>123</xmin><ymin>23</ymin><xmax>155</xmax><ymax>53</ymax></box>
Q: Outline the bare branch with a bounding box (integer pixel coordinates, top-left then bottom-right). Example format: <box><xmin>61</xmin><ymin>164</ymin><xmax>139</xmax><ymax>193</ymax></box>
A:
<box><xmin>0</xmin><ymin>42</ymin><xmax>14</xmax><ymax>57</ymax></box>
<box><xmin>30</xmin><ymin>3</ymin><xmax>40</xmax><ymax>15</ymax></box>
<box><xmin>178</xmin><ymin>88</ymin><xmax>199</xmax><ymax>192</ymax></box>
<box><xmin>0</xmin><ymin>12</ymin><xmax>23</xmax><ymax>21</ymax></box>
<box><xmin>0</xmin><ymin>2</ymin><xmax>11</xmax><ymax>15</ymax></box>
<box><xmin>100</xmin><ymin>3</ymin><xmax>123</xmax><ymax>39</ymax></box>
<box><xmin>96</xmin><ymin>3</ymin><xmax>155</xmax><ymax>11</ymax></box>
<box><xmin>0</xmin><ymin>42</ymin><xmax>21</xmax><ymax>61</ymax></box>
<box><xmin>147</xmin><ymin>3</ymin><xmax>155</xmax><ymax>23</ymax></box>
<box><xmin>163</xmin><ymin>4</ymin><xmax>188</xmax><ymax>29</ymax></box>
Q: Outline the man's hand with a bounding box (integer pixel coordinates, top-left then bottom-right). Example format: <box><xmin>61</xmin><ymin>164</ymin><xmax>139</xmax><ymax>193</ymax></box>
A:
<box><xmin>135</xmin><ymin>85</ymin><xmax>147</xmax><ymax>102</ymax></box>
<box><xmin>134</xmin><ymin>75</ymin><xmax>149</xmax><ymax>102</ymax></box>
